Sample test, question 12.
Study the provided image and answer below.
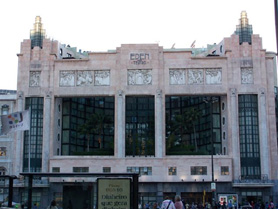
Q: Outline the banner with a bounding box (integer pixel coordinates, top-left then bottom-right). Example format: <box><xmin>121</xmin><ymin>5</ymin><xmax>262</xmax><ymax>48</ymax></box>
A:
<box><xmin>1</xmin><ymin>110</ymin><xmax>30</xmax><ymax>135</ymax></box>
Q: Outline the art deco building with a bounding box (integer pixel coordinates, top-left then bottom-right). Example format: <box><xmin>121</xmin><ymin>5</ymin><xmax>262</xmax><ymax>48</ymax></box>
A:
<box><xmin>12</xmin><ymin>12</ymin><xmax>278</xmax><ymax>208</ymax></box>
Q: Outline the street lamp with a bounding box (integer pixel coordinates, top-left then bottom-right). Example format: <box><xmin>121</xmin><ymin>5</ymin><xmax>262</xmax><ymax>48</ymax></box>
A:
<box><xmin>203</xmin><ymin>96</ymin><xmax>218</xmax><ymax>208</ymax></box>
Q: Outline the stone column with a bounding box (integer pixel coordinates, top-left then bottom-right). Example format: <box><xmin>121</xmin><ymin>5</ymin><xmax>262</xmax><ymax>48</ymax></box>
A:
<box><xmin>155</xmin><ymin>89</ymin><xmax>163</xmax><ymax>158</ymax></box>
<box><xmin>259</xmin><ymin>88</ymin><xmax>270</xmax><ymax>176</ymax></box>
<box><xmin>42</xmin><ymin>91</ymin><xmax>51</xmax><ymax>173</ymax></box>
<box><xmin>230</xmin><ymin>88</ymin><xmax>240</xmax><ymax>180</ymax></box>
<box><xmin>15</xmin><ymin>91</ymin><xmax>24</xmax><ymax>176</ymax></box>
<box><xmin>117</xmin><ymin>90</ymin><xmax>124</xmax><ymax>158</ymax></box>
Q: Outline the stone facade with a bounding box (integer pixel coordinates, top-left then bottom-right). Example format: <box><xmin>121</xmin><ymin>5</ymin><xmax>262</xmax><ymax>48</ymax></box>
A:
<box><xmin>13</xmin><ymin>27</ymin><xmax>278</xmax><ymax>207</ymax></box>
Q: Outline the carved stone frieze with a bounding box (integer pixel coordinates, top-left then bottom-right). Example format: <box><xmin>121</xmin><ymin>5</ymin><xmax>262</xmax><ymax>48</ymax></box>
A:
<box><xmin>205</xmin><ymin>69</ymin><xmax>222</xmax><ymax>84</ymax></box>
<box><xmin>29</xmin><ymin>71</ymin><xmax>41</xmax><ymax>87</ymax></box>
<box><xmin>77</xmin><ymin>71</ymin><xmax>93</xmax><ymax>86</ymax></box>
<box><xmin>169</xmin><ymin>69</ymin><xmax>186</xmax><ymax>85</ymax></box>
<box><xmin>59</xmin><ymin>71</ymin><xmax>75</xmax><ymax>86</ymax></box>
<box><xmin>128</xmin><ymin>69</ymin><xmax>152</xmax><ymax>85</ymax></box>
<box><xmin>94</xmin><ymin>70</ymin><xmax>110</xmax><ymax>86</ymax></box>
<box><xmin>188</xmin><ymin>69</ymin><xmax>203</xmax><ymax>84</ymax></box>
<box><xmin>241</xmin><ymin>68</ymin><xmax>253</xmax><ymax>84</ymax></box>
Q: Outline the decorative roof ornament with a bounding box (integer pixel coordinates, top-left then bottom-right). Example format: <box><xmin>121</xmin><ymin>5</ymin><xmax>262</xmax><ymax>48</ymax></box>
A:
<box><xmin>234</xmin><ymin>11</ymin><xmax>253</xmax><ymax>45</ymax></box>
<box><xmin>30</xmin><ymin>16</ymin><xmax>46</xmax><ymax>49</ymax></box>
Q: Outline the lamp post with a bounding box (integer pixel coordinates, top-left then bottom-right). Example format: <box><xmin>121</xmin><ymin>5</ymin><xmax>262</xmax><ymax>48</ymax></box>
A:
<box><xmin>203</xmin><ymin>96</ymin><xmax>218</xmax><ymax>208</ymax></box>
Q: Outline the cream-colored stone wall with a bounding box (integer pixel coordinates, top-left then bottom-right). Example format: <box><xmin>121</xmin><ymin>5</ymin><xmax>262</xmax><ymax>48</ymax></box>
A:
<box><xmin>16</xmin><ymin>34</ymin><xmax>278</xmax><ymax>184</ymax></box>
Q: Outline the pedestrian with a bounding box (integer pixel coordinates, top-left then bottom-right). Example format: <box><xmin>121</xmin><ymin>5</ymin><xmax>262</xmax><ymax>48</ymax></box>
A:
<box><xmin>47</xmin><ymin>200</ymin><xmax>58</xmax><ymax>209</ymax></box>
<box><xmin>161</xmin><ymin>196</ymin><xmax>176</xmax><ymax>209</ymax></box>
<box><xmin>174</xmin><ymin>195</ymin><xmax>183</xmax><ymax>209</ymax></box>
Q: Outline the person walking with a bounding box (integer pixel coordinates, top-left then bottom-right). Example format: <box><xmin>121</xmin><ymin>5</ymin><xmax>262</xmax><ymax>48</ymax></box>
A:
<box><xmin>174</xmin><ymin>195</ymin><xmax>184</xmax><ymax>209</ymax></box>
<box><xmin>47</xmin><ymin>200</ymin><xmax>58</xmax><ymax>209</ymax></box>
<box><xmin>161</xmin><ymin>196</ymin><xmax>176</xmax><ymax>209</ymax></box>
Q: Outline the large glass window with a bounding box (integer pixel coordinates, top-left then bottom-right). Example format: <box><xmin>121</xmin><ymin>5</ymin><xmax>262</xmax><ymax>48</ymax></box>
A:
<box><xmin>23</xmin><ymin>97</ymin><xmax>44</xmax><ymax>172</ymax></box>
<box><xmin>61</xmin><ymin>97</ymin><xmax>114</xmax><ymax>156</ymax></box>
<box><xmin>125</xmin><ymin>96</ymin><xmax>155</xmax><ymax>156</ymax></box>
<box><xmin>238</xmin><ymin>94</ymin><xmax>260</xmax><ymax>178</ymax></box>
<box><xmin>166</xmin><ymin>96</ymin><xmax>221</xmax><ymax>155</ymax></box>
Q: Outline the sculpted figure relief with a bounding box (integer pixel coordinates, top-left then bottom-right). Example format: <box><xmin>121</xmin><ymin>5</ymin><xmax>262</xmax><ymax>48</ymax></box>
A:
<box><xmin>169</xmin><ymin>69</ymin><xmax>186</xmax><ymax>85</ymax></box>
<box><xmin>205</xmin><ymin>69</ymin><xmax>222</xmax><ymax>84</ymax></box>
<box><xmin>188</xmin><ymin>69</ymin><xmax>204</xmax><ymax>84</ymax></box>
<box><xmin>59</xmin><ymin>71</ymin><xmax>75</xmax><ymax>86</ymax></box>
<box><xmin>241</xmin><ymin>68</ymin><xmax>253</xmax><ymax>84</ymax></box>
<box><xmin>29</xmin><ymin>71</ymin><xmax>41</xmax><ymax>87</ymax></box>
<box><xmin>95</xmin><ymin>70</ymin><xmax>110</xmax><ymax>86</ymax></box>
<box><xmin>128</xmin><ymin>69</ymin><xmax>152</xmax><ymax>85</ymax></box>
<box><xmin>77</xmin><ymin>71</ymin><xmax>93</xmax><ymax>86</ymax></box>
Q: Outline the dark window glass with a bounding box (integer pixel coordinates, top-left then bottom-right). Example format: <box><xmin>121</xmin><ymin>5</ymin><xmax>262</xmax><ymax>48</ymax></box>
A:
<box><xmin>190</xmin><ymin>166</ymin><xmax>207</xmax><ymax>175</ymax></box>
<box><xmin>61</xmin><ymin>97</ymin><xmax>114</xmax><ymax>156</ymax></box>
<box><xmin>125</xmin><ymin>96</ymin><xmax>155</xmax><ymax>156</ymax></box>
<box><xmin>52</xmin><ymin>167</ymin><xmax>60</xmax><ymax>173</ymax></box>
<box><xmin>23</xmin><ymin>97</ymin><xmax>44</xmax><ymax>172</ymax></box>
<box><xmin>73</xmin><ymin>167</ymin><xmax>89</xmax><ymax>173</ymax></box>
<box><xmin>221</xmin><ymin>166</ymin><xmax>229</xmax><ymax>175</ymax></box>
<box><xmin>238</xmin><ymin>94</ymin><xmax>260</xmax><ymax>179</ymax></box>
<box><xmin>166</xmin><ymin>96</ymin><xmax>221</xmax><ymax>155</ymax></box>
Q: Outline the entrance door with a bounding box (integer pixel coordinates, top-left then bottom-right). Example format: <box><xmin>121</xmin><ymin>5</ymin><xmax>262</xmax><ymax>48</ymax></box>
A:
<box><xmin>63</xmin><ymin>185</ymin><xmax>93</xmax><ymax>209</ymax></box>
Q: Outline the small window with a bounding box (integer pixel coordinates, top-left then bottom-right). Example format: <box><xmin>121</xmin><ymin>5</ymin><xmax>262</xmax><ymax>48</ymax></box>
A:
<box><xmin>0</xmin><ymin>147</ymin><xmax>7</xmax><ymax>156</ymax></box>
<box><xmin>58</xmin><ymin>104</ymin><xmax>61</xmax><ymax>112</ymax></box>
<box><xmin>52</xmin><ymin>167</ymin><xmax>60</xmax><ymax>173</ymax></box>
<box><xmin>57</xmin><ymin>148</ymin><xmax>60</xmax><ymax>155</ymax></box>
<box><xmin>127</xmin><ymin>167</ymin><xmax>152</xmax><ymax>175</ymax></box>
<box><xmin>1</xmin><ymin>105</ymin><xmax>9</xmax><ymax>115</ymax></box>
<box><xmin>191</xmin><ymin>166</ymin><xmax>207</xmax><ymax>175</ymax></box>
<box><xmin>73</xmin><ymin>167</ymin><xmax>89</xmax><ymax>173</ymax></box>
<box><xmin>220</xmin><ymin>45</ymin><xmax>223</xmax><ymax>53</ymax></box>
<box><xmin>57</xmin><ymin>134</ymin><xmax>60</xmax><ymax>141</ymax></box>
<box><xmin>168</xmin><ymin>167</ymin><xmax>177</xmax><ymax>175</ymax></box>
<box><xmin>222</xmin><ymin>102</ymin><xmax>225</xmax><ymax>111</ymax></box>
<box><xmin>223</xmin><ymin>147</ymin><xmax>226</xmax><ymax>155</ymax></box>
<box><xmin>103</xmin><ymin>167</ymin><xmax>111</xmax><ymax>173</ymax></box>
<box><xmin>221</xmin><ymin>166</ymin><xmax>229</xmax><ymax>175</ymax></box>
<box><xmin>223</xmin><ymin>132</ymin><xmax>226</xmax><ymax>140</ymax></box>
<box><xmin>58</xmin><ymin>119</ymin><xmax>60</xmax><ymax>127</ymax></box>
<box><xmin>222</xmin><ymin>117</ymin><xmax>225</xmax><ymax>125</ymax></box>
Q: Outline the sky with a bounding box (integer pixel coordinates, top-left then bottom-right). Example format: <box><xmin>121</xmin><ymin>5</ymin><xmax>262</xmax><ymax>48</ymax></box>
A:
<box><xmin>0</xmin><ymin>0</ymin><xmax>276</xmax><ymax>90</ymax></box>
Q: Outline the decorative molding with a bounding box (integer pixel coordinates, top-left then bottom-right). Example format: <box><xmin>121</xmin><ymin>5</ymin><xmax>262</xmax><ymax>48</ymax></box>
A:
<box><xmin>77</xmin><ymin>71</ymin><xmax>93</xmax><ymax>86</ymax></box>
<box><xmin>59</xmin><ymin>71</ymin><xmax>75</xmax><ymax>87</ymax></box>
<box><xmin>205</xmin><ymin>69</ymin><xmax>222</xmax><ymax>84</ymax></box>
<box><xmin>241</xmin><ymin>68</ymin><xmax>253</xmax><ymax>84</ymax></box>
<box><xmin>17</xmin><ymin>91</ymin><xmax>23</xmax><ymax>99</ymax></box>
<box><xmin>169</xmin><ymin>69</ymin><xmax>186</xmax><ymax>85</ymax></box>
<box><xmin>94</xmin><ymin>70</ymin><xmax>110</xmax><ymax>86</ymax></box>
<box><xmin>230</xmin><ymin>88</ymin><xmax>237</xmax><ymax>96</ymax></box>
<box><xmin>260</xmin><ymin>88</ymin><xmax>265</xmax><ymax>95</ymax></box>
<box><xmin>29</xmin><ymin>71</ymin><xmax>41</xmax><ymax>87</ymax></box>
<box><xmin>118</xmin><ymin>90</ymin><xmax>123</xmax><ymax>97</ymax></box>
<box><xmin>128</xmin><ymin>69</ymin><xmax>152</xmax><ymax>85</ymax></box>
<box><xmin>156</xmin><ymin>89</ymin><xmax>162</xmax><ymax>97</ymax></box>
<box><xmin>188</xmin><ymin>69</ymin><xmax>203</xmax><ymax>84</ymax></box>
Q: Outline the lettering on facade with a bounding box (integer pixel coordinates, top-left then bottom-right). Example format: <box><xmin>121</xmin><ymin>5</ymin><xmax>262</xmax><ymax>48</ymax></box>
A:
<box><xmin>130</xmin><ymin>53</ymin><xmax>150</xmax><ymax>65</ymax></box>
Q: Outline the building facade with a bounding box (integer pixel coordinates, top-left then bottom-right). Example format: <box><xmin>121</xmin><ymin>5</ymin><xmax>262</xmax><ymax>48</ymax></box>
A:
<box><xmin>11</xmin><ymin>12</ymin><xmax>278</xmax><ymax>208</ymax></box>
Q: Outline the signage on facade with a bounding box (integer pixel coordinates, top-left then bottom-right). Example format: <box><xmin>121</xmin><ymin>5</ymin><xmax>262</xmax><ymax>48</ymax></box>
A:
<box><xmin>218</xmin><ymin>194</ymin><xmax>238</xmax><ymax>209</ymax></box>
<box><xmin>211</xmin><ymin>182</ymin><xmax>216</xmax><ymax>191</ymax></box>
<box><xmin>130</xmin><ymin>53</ymin><xmax>150</xmax><ymax>65</ymax></box>
<box><xmin>97</xmin><ymin>178</ymin><xmax>131</xmax><ymax>209</ymax></box>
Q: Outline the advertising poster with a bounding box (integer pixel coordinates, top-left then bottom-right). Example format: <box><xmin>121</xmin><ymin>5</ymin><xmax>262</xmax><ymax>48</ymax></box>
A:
<box><xmin>97</xmin><ymin>178</ymin><xmax>131</xmax><ymax>209</ymax></box>
<box><xmin>218</xmin><ymin>194</ymin><xmax>238</xmax><ymax>208</ymax></box>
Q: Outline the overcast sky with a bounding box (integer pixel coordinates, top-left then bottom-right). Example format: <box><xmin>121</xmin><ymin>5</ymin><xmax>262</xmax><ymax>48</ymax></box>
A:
<box><xmin>0</xmin><ymin>0</ymin><xmax>276</xmax><ymax>90</ymax></box>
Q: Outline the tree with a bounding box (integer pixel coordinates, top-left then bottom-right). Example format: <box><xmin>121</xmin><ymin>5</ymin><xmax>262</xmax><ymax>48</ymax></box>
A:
<box><xmin>171</xmin><ymin>106</ymin><xmax>201</xmax><ymax>152</ymax></box>
<box><xmin>78</xmin><ymin>112</ymin><xmax>112</xmax><ymax>152</ymax></box>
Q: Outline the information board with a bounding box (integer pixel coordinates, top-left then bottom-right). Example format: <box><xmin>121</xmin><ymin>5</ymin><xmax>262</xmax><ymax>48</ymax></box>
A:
<box><xmin>97</xmin><ymin>178</ymin><xmax>131</xmax><ymax>209</ymax></box>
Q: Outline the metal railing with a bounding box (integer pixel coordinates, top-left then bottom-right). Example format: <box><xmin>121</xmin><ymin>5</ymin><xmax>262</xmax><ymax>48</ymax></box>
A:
<box><xmin>233</xmin><ymin>174</ymin><xmax>270</xmax><ymax>183</ymax></box>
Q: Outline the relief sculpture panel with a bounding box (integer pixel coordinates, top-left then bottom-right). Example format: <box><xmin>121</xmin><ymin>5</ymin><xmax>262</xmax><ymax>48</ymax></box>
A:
<box><xmin>205</xmin><ymin>69</ymin><xmax>222</xmax><ymax>84</ymax></box>
<box><xmin>95</xmin><ymin>70</ymin><xmax>110</xmax><ymax>86</ymax></box>
<box><xmin>188</xmin><ymin>69</ymin><xmax>204</xmax><ymax>84</ymax></box>
<box><xmin>241</xmin><ymin>68</ymin><xmax>253</xmax><ymax>84</ymax></box>
<box><xmin>128</xmin><ymin>69</ymin><xmax>152</xmax><ymax>85</ymax></box>
<box><xmin>77</xmin><ymin>71</ymin><xmax>93</xmax><ymax>86</ymax></box>
<box><xmin>59</xmin><ymin>71</ymin><xmax>75</xmax><ymax>86</ymax></box>
<box><xmin>169</xmin><ymin>69</ymin><xmax>186</xmax><ymax>85</ymax></box>
<box><xmin>29</xmin><ymin>71</ymin><xmax>41</xmax><ymax>87</ymax></box>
